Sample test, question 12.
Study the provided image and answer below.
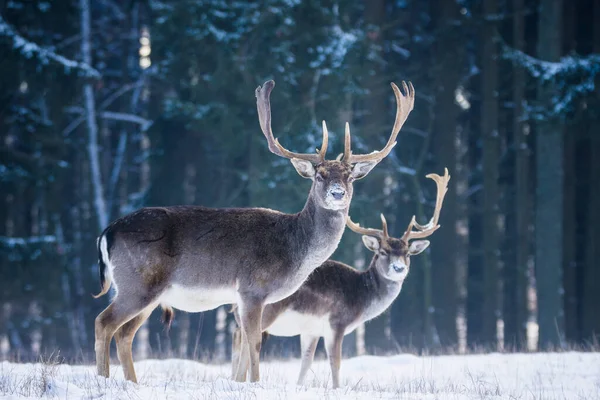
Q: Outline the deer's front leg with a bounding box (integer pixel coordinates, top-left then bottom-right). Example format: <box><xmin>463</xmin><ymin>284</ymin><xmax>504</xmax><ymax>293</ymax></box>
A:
<box><xmin>231</xmin><ymin>326</ymin><xmax>243</xmax><ymax>380</ymax></box>
<box><xmin>235</xmin><ymin>297</ymin><xmax>264</xmax><ymax>382</ymax></box>
<box><xmin>324</xmin><ymin>328</ymin><xmax>345</xmax><ymax>389</ymax></box>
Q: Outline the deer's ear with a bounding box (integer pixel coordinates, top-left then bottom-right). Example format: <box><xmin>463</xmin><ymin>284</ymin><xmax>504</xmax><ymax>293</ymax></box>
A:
<box><xmin>291</xmin><ymin>158</ymin><xmax>315</xmax><ymax>179</ymax></box>
<box><xmin>351</xmin><ymin>161</ymin><xmax>378</xmax><ymax>180</ymax></box>
<box><xmin>408</xmin><ymin>240</ymin><xmax>430</xmax><ymax>256</ymax></box>
<box><xmin>361</xmin><ymin>235</ymin><xmax>380</xmax><ymax>252</ymax></box>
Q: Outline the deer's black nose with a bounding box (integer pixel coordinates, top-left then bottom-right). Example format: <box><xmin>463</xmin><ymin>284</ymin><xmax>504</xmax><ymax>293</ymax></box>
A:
<box><xmin>393</xmin><ymin>264</ymin><xmax>406</xmax><ymax>273</ymax></box>
<box><xmin>331</xmin><ymin>189</ymin><xmax>345</xmax><ymax>200</ymax></box>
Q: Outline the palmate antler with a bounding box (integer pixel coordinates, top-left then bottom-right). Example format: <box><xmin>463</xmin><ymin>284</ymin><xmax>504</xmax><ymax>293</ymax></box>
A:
<box><xmin>255</xmin><ymin>80</ymin><xmax>415</xmax><ymax>165</ymax></box>
<box><xmin>347</xmin><ymin>168</ymin><xmax>449</xmax><ymax>243</ymax></box>
<box><xmin>400</xmin><ymin>168</ymin><xmax>450</xmax><ymax>242</ymax></box>
<box><xmin>346</xmin><ymin>213</ymin><xmax>390</xmax><ymax>240</ymax></box>
<box><xmin>343</xmin><ymin>81</ymin><xmax>415</xmax><ymax>164</ymax></box>
<box><xmin>256</xmin><ymin>81</ymin><xmax>328</xmax><ymax>163</ymax></box>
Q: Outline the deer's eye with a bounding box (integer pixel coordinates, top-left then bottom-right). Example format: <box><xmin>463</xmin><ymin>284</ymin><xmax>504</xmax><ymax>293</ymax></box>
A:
<box><xmin>380</xmin><ymin>251</ymin><xmax>388</xmax><ymax>257</ymax></box>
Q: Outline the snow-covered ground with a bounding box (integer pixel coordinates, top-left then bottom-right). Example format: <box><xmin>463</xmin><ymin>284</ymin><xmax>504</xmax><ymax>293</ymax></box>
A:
<box><xmin>1</xmin><ymin>352</ymin><xmax>599</xmax><ymax>399</ymax></box>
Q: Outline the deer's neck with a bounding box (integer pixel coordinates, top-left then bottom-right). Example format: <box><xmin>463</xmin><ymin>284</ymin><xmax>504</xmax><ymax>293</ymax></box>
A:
<box><xmin>358</xmin><ymin>256</ymin><xmax>403</xmax><ymax>321</ymax></box>
<box><xmin>295</xmin><ymin>192</ymin><xmax>347</xmax><ymax>270</ymax></box>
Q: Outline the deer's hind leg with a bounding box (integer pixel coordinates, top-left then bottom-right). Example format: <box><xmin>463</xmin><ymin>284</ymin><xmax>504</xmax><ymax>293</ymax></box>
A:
<box><xmin>114</xmin><ymin>305</ymin><xmax>156</xmax><ymax>383</ymax></box>
<box><xmin>95</xmin><ymin>294</ymin><xmax>160</xmax><ymax>379</ymax></box>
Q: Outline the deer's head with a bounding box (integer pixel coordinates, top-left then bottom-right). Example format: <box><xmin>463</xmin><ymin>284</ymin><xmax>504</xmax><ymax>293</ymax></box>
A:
<box><xmin>347</xmin><ymin>169</ymin><xmax>450</xmax><ymax>281</ymax></box>
<box><xmin>255</xmin><ymin>80</ymin><xmax>415</xmax><ymax>211</ymax></box>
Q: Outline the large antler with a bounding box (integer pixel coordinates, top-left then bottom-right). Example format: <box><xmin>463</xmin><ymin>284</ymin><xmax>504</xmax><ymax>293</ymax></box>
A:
<box><xmin>344</xmin><ymin>81</ymin><xmax>415</xmax><ymax>163</ymax></box>
<box><xmin>346</xmin><ymin>213</ymin><xmax>389</xmax><ymax>239</ymax></box>
<box><xmin>401</xmin><ymin>168</ymin><xmax>450</xmax><ymax>242</ymax></box>
<box><xmin>256</xmin><ymin>80</ymin><xmax>328</xmax><ymax>163</ymax></box>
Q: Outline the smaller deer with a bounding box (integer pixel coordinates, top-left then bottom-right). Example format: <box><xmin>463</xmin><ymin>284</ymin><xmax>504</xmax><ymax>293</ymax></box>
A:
<box><xmin>231</xmin><ymin>169</ymin><xmax>450</xmax><ymax>388</ymax></box>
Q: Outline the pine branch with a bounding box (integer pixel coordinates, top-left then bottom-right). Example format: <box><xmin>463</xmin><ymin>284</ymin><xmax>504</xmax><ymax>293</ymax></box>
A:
<box><xmin>0</xmin><ymin>14</ymin><xmax>100</xmax><ymax>78</ymax></box>
<box><xmin>64</xmin><ymin>107</ymin><xmax>153</xmax><ymax>131</ymax></box>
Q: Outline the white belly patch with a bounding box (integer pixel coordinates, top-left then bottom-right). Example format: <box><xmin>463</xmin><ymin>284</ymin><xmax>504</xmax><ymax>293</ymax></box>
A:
<box><xmin>267</xmin><ymin>310</ymin><xmax>330</xmax><ymax>337</ymax></box>
<box><xmin>159</xmin><ymin>285</ymin><xmax>237</xmax><ymax>313</ymax></box>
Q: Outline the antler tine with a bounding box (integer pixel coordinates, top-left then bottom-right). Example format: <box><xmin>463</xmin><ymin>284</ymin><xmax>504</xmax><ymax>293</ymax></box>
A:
<box><xmin>401</xmin><ymin>168</ymin><xmax>450</xmax><ymax>242</ymax></box>
<box><xmin>343</xmin><ymin>122</ymin><xmax>352</xmax><ymax>161</ymax></box>
<box><xmin>346</xmin><ymin>215</ymin><xmax>384</xmax><ymax>238</ymax></box>
<box><xmin>317</xmin><ymin>120</ymin><xmax>329</xmax><ymax>162</ymax></box>
<box><xmin>401</xmin><ymin>217</ymin><xmax>441</xmax><ymax>241</ymax></box>
<box><xmin>401</xmin><ymin>216</ymin><xmax>417</xmax><ymax>240</ymax></box>
<box><xmin>255</xmin><ymin>80</ymin><xmax>327</xmax><ymax>163</ymax></box>
<box><xmin>412</xmin><ymin>168</ymin><xmax>450</xmax><ymax>230</ymax></box>
<box><xmin>347</xmin><ymin>81</ymin><xmax>415</xmax><ymax>164</ymax></box>
<box><xmin>380</xmin><ymin>213</ymin><xmax>389</xmax><ymax>239</ymax></box>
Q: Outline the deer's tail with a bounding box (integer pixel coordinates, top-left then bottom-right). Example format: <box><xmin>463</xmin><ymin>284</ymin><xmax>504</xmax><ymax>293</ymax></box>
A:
<box><xmin>161</xmin><ymin>305</ymin><xmax>174</xmax><ymax>331</ymax></box>
<box><xmin>92</xmin><ymin>232</ymin><xmax>113</xmax><ymax>299</ymax></box>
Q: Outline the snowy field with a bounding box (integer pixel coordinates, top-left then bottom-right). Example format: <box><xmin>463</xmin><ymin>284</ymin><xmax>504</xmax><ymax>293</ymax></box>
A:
<box><xmin>1</xmin><ymin>352</ymin><xmax>599</xmax><ymax>399</ymax></box>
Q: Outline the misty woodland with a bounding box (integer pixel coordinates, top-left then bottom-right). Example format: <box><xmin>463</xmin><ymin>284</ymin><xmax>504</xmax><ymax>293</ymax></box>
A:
<box><xmin>1</xmin><ymin>0</ymin><xmax>600</xmax><ymax>394</ymax></box>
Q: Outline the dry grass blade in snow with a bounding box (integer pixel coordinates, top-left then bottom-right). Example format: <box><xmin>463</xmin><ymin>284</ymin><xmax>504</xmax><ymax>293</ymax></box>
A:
<box><xmin>1</xmin><ymin>352</ymin><xmax>599</xmax><ymax>399</ymax></box>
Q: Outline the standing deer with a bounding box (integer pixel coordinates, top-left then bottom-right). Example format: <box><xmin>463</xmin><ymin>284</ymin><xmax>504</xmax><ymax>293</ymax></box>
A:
<box><xmin>92</xmin><ymin>80</ymin><xmax>415</xmax><ymax>383</ymax></box>
<box><xmin>231</xmin><ymin>169</ymin><xmax>450</xmax><ymax>388</ymax></box>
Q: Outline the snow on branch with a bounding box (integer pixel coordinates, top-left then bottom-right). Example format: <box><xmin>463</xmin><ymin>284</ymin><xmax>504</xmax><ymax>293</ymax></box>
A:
<box><xmin>64</xmin><ymin>107</ymin><xmax>153</xmax><ymax>131</ymax></box>
<box><xmin>0</xmin><ymin>14</ymin><xmax>100</xmax><ymax>78</ymax></box>
<box><xmin>503</xmin><ymin>44</ymin><xmax>600</xmax><ymax>82</ymax></box>
<box><xmin>100</xmin><ymin>111</ymin><xmax>153</xmax><ymax>131</ymax></box>
<box><xmin>397</xmin><ymin>165</ymin><xmax>417</xmax><ymax>176</ymax></box>
<box><xmin>503</xmin><ymin>43</ymin><xmax>600</xmax><ymax>117</ymax></box>
<box><xmin>309</xmin><ymin>24</ymin><xmax>359</xmax><ymax>74</ymax></box>
<box><xmin>0</xmin><ymin>235</ymin><xmax>56</xmax><ymax>248</ymax></box>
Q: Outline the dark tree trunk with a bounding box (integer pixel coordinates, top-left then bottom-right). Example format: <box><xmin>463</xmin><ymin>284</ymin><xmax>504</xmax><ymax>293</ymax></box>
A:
<box><xmin>561</xmin><ymin>0</ymin><xmax>578</xmax><ymax>343</ymax></box>
<box><xmin>362</xmin><ymin>0</ymin><xmax>395</xmax><ymax>353</ymax></box>
<box><xmin>503</xmin><ymin>0</ymin><xmax>530</xmax><ymax>351</ymax></box>
<box><xmin>430</xmin><ymin>0</ymin><xmax>462</xmax><ymax>349</ymax></box>
<box><xmin>535</xmin><ymin>0</ymin><xmax>564</xmax><ymax>349</ymax></box>
<box><xmin>482</xmin><ymin>0</ymin><xmax>500</xmax><ymax>348</ymax></box>
<box><xmin>582</xmin><ymin>128</ymin><xmax>600</xmax><ymax>345</ymax></box>
<box><xmin>581</xmin><ymin>0</ymin><xmax>600</xmax><ymax>345</ymax></box>
<box><xmin>466</xmin><ymin>93</ymin><xmax>485</xmax><ymax>347</ymax></box>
